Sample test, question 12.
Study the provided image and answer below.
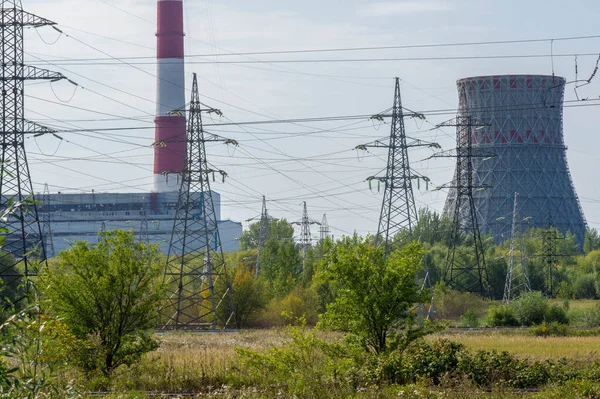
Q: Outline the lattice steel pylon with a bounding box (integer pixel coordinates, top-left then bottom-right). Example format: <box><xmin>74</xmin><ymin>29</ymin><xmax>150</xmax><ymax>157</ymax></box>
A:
<box><xmin>541</xmin><ymin>211</ymin><xmax>560</xmax><ymax>297</ymax></box>
<box><xmin>0</xmin><ymin>1</ymin><xmax>67</xmax><ymax>292</ymax></box>
<box><xmin>159</xmin><ymin>73</ymin><xmax>236</xmax><ymax>330</ymax></box>
<box><xmin>439</xmin><ymin>116</ymin><xmax>490</xmax><ymax>297</ymax></box>
<box><xmin>255</xmin><ymin>195</ymin><xmax>269</xmax><ymax>279</ymax></box>
<box><xmin>319</xmin><ymin>214</ymin><xmax>330</xmax><ymax>242</ymax></box>
<box><xmin>41</xmin><ymin>184</ymin><xmax>54</xmax><ymax>259</ymax></box>
<box><xmin>293</xmin><ymin>201</ymin><xmax>319</xmax><ymax>268</ymax></box>
<box><xmin>502</xmin><ymin>192</ymin><xmax>531</xmax><ymax>304</ymax></box>
<box><xmin>357</xmin><ymin>78</ymin><xmax>435</xmax><ymax>255</ymax></box>
<box><xmin>139</xmin><ymin>197</ymin><xmax>149</xmax><ymax>245</ymax></box>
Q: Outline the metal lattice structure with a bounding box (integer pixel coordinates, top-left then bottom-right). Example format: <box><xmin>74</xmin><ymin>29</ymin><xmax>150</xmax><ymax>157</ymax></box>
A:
<box><xmin>319</xmin><ymin>214</ymin><xmax>330</xmax><ymax>242</ymax></box>
<box><xmin>440</xmin><ymin>116</ymin><xmax>490</xmax><ymax>296</ymax></box>
<box><xmin>255</xmin><ymin>195</ymin><xmax>269</xmax><ymax>279</ymax></box>
<box><xmin>502</xmin><ymin>192</ymin><xmax>531</xmax><ymax>304</ymax></box>
<box><xmin>159</xmin><ymin>73</ymin><xmax>236</xmax><ymax>330</ymax></box>
<box><xmin>139</xmin><ymin>197</ymin><xmax>149</xmax><ymax>245</ymax></box>
<box><xmin>444</xmin><ymin>75</ymin><xmax>586</xmax><ymax>248</ymax></box>
<box><xmin>41</xmin><ymin>183</ymin><xmax>54</xmax><ymax>259</ymax></box>
<box><xmin>541</xmin><ymin>212</ymin><xmax>561</xmax><ymax>297</ymax></box>
<box><xmin>0</xmin><ymin>0</ymin><xmax>66</xmax><ymax>290</ymax></box>
<box><xmin>357</xmin><ymin>78</ymin><xmax>434</xmax><ymax>254</ymax></box>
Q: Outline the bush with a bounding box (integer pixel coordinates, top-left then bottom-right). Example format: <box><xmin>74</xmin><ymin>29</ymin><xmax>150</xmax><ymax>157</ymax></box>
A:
<box><xmin>582</xmin><ymin>303</ymin><xmax>600</xmax><ymax>327</ymax></box>
<box><xmin>459</xmin><ymin>310</ymin><xmax>480</xmax><ymax>327</ymax></box>
<box><xmin>402</xmin><ymin>339</ymin><xmax>464</xmax><ymax>384</ymax></box>
<box><xmin>458</xmin><ymin>349</ymin><xmax>550</xmax><ymax>388</ymax></box>
<box><xmin>530</xmin><ymin>321</ymin><xmax>570</xmax><ymax>337</ymax></box>
<box><xmin>511</xmin><ymin>291</ymin><xmax>548</xmax><ymax>326</ymax></box>
<box><xmin>545</xmin><ymin>303</ymin><xmax>569</xmax><ymax>324</ymax></box>
<box><xmin>434</xmin><ymin>285</ymin><xmax>487</xmax><ymax>321</ymax></box>
<box><xmin>573</xmin><ymin>274</ymin><xmax>597</xmax><ymax>299</ymax></box>
<box><xmin>486</xmin><ymin>304</ymin><xmax>519</xmax><ymax>327</ymax></box>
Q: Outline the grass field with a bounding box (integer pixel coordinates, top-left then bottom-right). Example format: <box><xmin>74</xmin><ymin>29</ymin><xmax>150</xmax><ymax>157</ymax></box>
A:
<box><xmin>433</xmin><ymin>333</ymin><xmax>600</xmax><ymax>359</ymax></box>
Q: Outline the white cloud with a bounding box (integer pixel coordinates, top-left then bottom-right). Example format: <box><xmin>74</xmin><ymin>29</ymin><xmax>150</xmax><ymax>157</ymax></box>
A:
<box><xmin>359</xmin><ymin>1</ymin><xmax>450</xmax><ymax>17</ymax></box>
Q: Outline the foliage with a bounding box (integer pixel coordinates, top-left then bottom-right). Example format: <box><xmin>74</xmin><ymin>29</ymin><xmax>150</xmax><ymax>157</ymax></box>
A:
<box><xmin>573</xmin><ymin>274</ymin><xmax>597</xmax><ymax>299</ymax></box>
<box><xmin>460</xmin><ymin>310</ymin><xmax>480</xmax><ymax>327</ymax></box>
<box><xmin>318</xmin><ymin>237</ymin><xmax>426</xmax><ymax>353</ymax></box>
<box><xmin>511</xmin><ymin>291</ymin><xmax>548</xmax><ymax>326</ymax></box>
<box><xmin>433</xmin><ymin>283</ymin><xmax>488</xmax><ymax>320</ymax></box>
<box><xmin>486</xmin><ymin>304</ymin><xmax>519</xmax><ymax>327</ymax></box>
<box><xmin>39</xmin><ymin>230</ymin><xmax>164</xmax><ymax>375</ymax></box>
<box><xmin>236</xmin><ymin>320</ymin><xmax>358</xmax><ymax>398</ymax></box>
<box><xmin>228</xmin><ymin>262</ymin><xmax>269</xmax><ymax>328</ymax></box>
<box><xmin>238</xmin><ymin>219</ymin><xmax>294</xmax><ymax>251</ymax></box>
<box><xmin>0</xmin><ymin>304</ymin><xmax>81</xmax><ymax>398</ymax></box>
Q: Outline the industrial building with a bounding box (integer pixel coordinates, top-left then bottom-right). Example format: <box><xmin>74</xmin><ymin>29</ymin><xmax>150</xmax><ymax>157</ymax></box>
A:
<box><xmin>443</xmin><ymin>74</ymin><xmax>587</xmax><ymax>247</ymax></box>
<box><xmin>36</xmin><ymin>191</ymin><xmax>241</xmax><ymax>255</ymax></box>
<box><xmin>5</xmin><ymin>0</ymin><xmax>243</xmax><ymax>257</ymax></box>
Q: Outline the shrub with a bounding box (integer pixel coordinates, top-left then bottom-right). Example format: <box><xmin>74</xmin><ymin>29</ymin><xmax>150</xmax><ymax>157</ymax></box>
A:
<box><xmin>582</xmin><ymin>303</ymin><xmax>600</xmax><ymax>327</ymax></box>
<box><xmin>458</xmin><ymin>349</ymin><xmax>550</xmax><ymax>388</ymax></box>
<box><xmin>434</xmin><ymin>285</ymin><xmax>487</xmax><ymax>321</ymax></box>
<box><xmin>573</xmin><ymin>274</ymin><xmax>597</xmax><ymax>299</ymax></box>
<box><xmin>530</xmin><ymin>321</ymin><xmax>570</xmax><ymax>337</ymax></box>
<box><xmin>510</xmin><ymin>291</ymin><xmax>547</xmax><ymax>326</ymax></box>
<box><xmin>402</xmin><ymin>339</ymin><xmax>464</xmax><ymax>384</ymax></box>
<box><xmin>459</xmin><ymin>310</ymin><xmax>480</xmax><ymax>327</ymax></box>
<box><xmin>545</xmin><ymin>303</ymin><xmax>569</xmax><ymax>324</ymax></box>
<box><xmin>486</xmin><ymin>304</ymin><xmax>519</xmax><ymax>327</ymax></box>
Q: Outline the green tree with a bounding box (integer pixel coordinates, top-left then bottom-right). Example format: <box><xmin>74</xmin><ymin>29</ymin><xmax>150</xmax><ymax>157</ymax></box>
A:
<box><xmin>239</xmin><ymin>218</ymin><xmax>294</xmax><ymax>250</ymax></box>
<box><xmin>39</xmin><ymin>230</ymin><xmax>165</xmax><ymax>375</ymax></box>
<box><xmin>318</xmin><ymin>236</ymin><xmax>426</xmax><ymax>353</ymax></box>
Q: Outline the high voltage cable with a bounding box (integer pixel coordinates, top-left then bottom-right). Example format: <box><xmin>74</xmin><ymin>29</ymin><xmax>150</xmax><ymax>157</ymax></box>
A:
<box><xmin>29</xmin><ymin>53</ymin><xmax>600</xmax><ymax>66</ymax></box>
<box><xmin>28</xmin><ymin>33</ymin><xmax>600</xmax><ymax>62</ymax></box>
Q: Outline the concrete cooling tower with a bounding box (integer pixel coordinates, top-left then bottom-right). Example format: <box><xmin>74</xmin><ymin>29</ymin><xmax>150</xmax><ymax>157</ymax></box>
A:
<box><xmin>443</xmin><ymin>75</ymin><xmax>587</xmax><ymax>247</ymax></box>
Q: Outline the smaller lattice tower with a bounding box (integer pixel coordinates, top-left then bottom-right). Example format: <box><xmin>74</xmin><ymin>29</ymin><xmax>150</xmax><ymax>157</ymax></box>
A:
<box><xmin>439</xmin><ymin>116</ymin><xmax>490</xmax><ymax>297</ymax></box>
<box><xmin>503</xmin><ymin>192</ymin><xmax>531</xmax><ymax>304</ymax></box>
<box><xmin>319</xmin><ymin>214</ymin><xmax>330</xmax><ymax>242</ymax></box>
<box><xmin>139</xmin><ymin>197</ymin><xmax>149</xmax><ymax>245</ymax></box>
<box><xmin>255</xmin><ymin>196</ymin><xmax>270</xmax><ymax>278</ymax></box>
<box><xmin>541</xmin><ymin>212</ymin><xmax>560</xmax><ymax>297</ymax></box>
<box><xmin>41</xmin><ymin>184</ymin><xmax>54</xmax><ymax>259</ymax></box>
<box><xmin>160</xmin><ymin>73</ymin><xmax>236</xmax><ymax>330</ymax></box>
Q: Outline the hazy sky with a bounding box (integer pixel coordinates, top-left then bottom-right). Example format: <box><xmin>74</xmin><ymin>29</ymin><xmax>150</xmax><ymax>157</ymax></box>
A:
<box><xmin>20</xmin><ymin>0</ymin><xmax>600</xmax><ymax>239</ymax></box>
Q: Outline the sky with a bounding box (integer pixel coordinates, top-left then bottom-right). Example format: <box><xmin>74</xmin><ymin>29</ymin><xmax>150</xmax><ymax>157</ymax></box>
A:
<box><xmin>18</xmin><ymin>0</ymin><xmax>600</xmax><ymax>240</ymax></box>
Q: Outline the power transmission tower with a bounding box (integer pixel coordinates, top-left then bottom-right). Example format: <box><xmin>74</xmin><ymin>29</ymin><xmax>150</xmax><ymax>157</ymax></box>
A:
<box><xmin>160</xmin><ymin>73</ymin><xmax>236</xmax><ymax>330</ymax></box>
<box><xmin>437</xmin><ymin>116</ymin><xmax>490</xmax><ymax>297</ymax></box>
<box><xmin>356</xmin><ymin>78</ymin><xmax>437</xmax><ymax>255</ymax></box>
<box><xmin>503</xmin><ymin>192</ymin><xmax>531</xmax><ymax>304</ymax></box>
<box><xmin>41</xmin><ymin>184</ymin><xmax>54</xmax><ymax>259</ymax></box>
<box><xmin>139</xmin><ymin>197</ymin><xmax>149</xmax><ymax>245</ymax></box>
<box><xmin>255</xmin><ymin>195</ymin><xmax>269</xmax><ymax>279</ymax></box>
<box><xmin>541</xmin><ymin>211</ymin><xmax>561</xmax><ymax>297</ymax></box>
<box><xmin>100</xmin><ymin>221</ymin><xmax>106</xmax><ymax>233</ymax></box>
<box><xmin>0</xmin><ymin>1</ymin><xmax>67</xmax><ymax>293</ymax></box>
<box><xmin>319</xmin><ymin>214</ymin><xmax>330</xmax><ymax>242</ymax></box>
<box><xmin>293</xmin><ymin>201</ymin><xmax>319</xmax><ymax>269</ymax></box>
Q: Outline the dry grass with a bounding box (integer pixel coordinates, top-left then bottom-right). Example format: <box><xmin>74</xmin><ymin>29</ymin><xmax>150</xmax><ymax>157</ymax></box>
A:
<box><xmin>433</xmin><ymin>333</ymin><xmax>600</xmax><ymax>359</ymax></box>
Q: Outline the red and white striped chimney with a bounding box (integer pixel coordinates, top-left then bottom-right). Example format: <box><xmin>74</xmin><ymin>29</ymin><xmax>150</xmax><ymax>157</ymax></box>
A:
<box><xmin>154</xmin><ymin>0</ymin><xmax>186</xmax><ymax>193</ymax></box>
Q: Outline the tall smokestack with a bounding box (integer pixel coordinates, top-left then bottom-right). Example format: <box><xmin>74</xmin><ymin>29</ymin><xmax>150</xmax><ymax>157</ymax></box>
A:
<box><xmin>154</xmin><ymin>0</ymin><xmax>186</xmax><ymax>193</ymax></box>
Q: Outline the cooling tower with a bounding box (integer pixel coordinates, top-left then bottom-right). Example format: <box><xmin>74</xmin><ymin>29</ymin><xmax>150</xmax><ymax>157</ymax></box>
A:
<box><xmin>154</xmin><ymin>0</ymin><xmax>187</xmax><ymax>193</ymax></box>
<box><xmin>443</xmin><ymin>75</ymin><xmax>587</xmax><ymax>247</ymax></box>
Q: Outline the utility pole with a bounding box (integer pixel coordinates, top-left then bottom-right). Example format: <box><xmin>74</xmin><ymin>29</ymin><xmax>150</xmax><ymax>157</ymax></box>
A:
<box><xmin>319</xmin><ymin>214</ymin><xmax>330</xmax><ymax>242</ymax></box>
<box><xmin>356</xmin><ymin>78</ymin><xmax>437</xmax><ymax>255</ymax></box>
<box><xmin>139</xmin><ymin>197</ymin><xmax>149</xmax><ymax>245</ymax></box>
<box><xmin>41</xmin><ymin>184</ymin><xmax>54</xmax><ymax>258</ymax></box>
<box><xmin>160</xmin><ymin>73</ymin><xmax>237</xmax><ymax>330</ymax></box>
<box><xmin>255</xmin><ymin>195</ymin><xmax>269</xmax><ymax>279</ymax></box>
<box><xmin>503</xmin><ymin>192</ymin><xmax>531</xmax><ymax>304</ymax></box>
<box><xmin>0</xmin><ymin>1</ymin><xmax>68</xmax><ymax>294</ymax></box>
<box><xmin>437</xmin><ymin>115</ymin><xmax>490</xmax><ymax>297</ymax></box>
